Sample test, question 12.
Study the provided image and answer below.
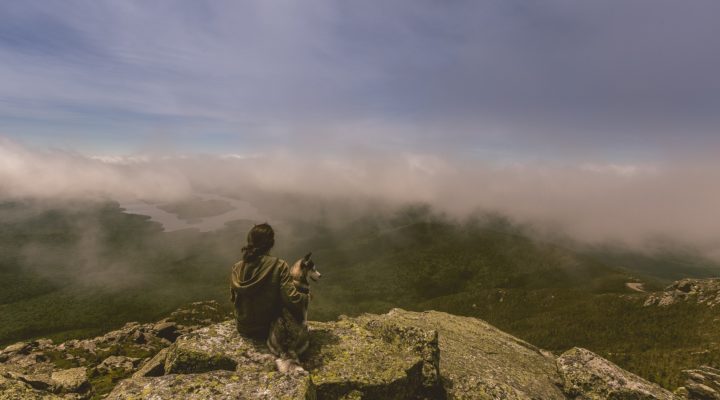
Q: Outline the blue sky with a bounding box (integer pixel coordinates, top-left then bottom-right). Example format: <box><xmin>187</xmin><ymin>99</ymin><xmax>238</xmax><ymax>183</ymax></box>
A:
<box><xmin>1</xmin><ymin>0</ymin><xmax>719</xmax><ymax>160</ymax></box>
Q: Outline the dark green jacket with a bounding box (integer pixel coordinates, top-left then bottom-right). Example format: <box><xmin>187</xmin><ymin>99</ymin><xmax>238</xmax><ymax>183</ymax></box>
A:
<box><xmin>230</xmin><ymin>255</ymin><xmax>308</xmax><ymax>339</ymax></box>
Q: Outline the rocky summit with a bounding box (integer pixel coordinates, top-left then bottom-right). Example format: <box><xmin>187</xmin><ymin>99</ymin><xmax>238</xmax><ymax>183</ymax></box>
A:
<box><xmin>644</xmin><ymin>278</ymin><xmax>720</xmax><ymax>308</ymax></box>
<box><xmin>0</xmin><ymin>301</ymin><xmax>229</xmax><ymax>400</ymax></box>
<box><xmin>0</xmin><ymin>303</ymin><xmax>713</xmax><ymax>399</ymax></box>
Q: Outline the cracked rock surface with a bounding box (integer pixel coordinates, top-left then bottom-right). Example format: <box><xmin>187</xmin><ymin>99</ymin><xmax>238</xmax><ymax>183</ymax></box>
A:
<box><xmin>557</xmin><ymin>347</ymin><xmax>677</xmax><ymax>400</ymax></box>
<box><xmin>1</xmin><ymin>304</ymin><xmax>692</xmax><ymax>399</ymax></box>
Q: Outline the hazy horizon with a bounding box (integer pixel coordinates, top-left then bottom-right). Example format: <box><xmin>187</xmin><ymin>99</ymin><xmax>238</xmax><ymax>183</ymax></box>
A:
<box><xmin>1</xmin><ymin>138</ymin><xmax>720</xmax><ymax>261</ymax></box>
<box><xmin>2</xmin><ymin>1</ymin><xmax>720</xmax><ymax>257</ymax></box>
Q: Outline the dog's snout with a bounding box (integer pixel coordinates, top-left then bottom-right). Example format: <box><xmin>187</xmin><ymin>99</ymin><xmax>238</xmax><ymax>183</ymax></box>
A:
<box><xmin>309</xmin><ymin>268</ymin><xmax>322</xmax><ymax>281</ymax></box>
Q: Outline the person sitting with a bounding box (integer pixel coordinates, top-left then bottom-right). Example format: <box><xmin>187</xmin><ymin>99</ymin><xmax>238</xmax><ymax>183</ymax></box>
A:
<box><xmin>230</xmin><ymin>223</ymin><xmax>309</xmax><ymax>371</ymax></box>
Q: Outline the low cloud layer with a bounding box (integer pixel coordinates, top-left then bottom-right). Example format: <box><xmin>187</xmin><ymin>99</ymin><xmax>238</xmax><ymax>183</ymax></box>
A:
<box><xmin>2</xmin><ymin>140</ymin><xmax>720</xmax><ymax>258</ymax></box>
<box><xmin>0</xmin><ymin>138</ymin><xmax>191</xmax><ymax>201</ymax></box>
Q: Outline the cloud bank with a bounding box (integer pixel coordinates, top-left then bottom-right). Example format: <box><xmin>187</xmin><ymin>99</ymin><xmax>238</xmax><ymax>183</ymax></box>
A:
<box><xmin>0</xmin><ymin>139</ymin><xmax>191</xmax><ymax>201</ymax></box>
<box><xmin>2</xmin><ymin>140</ymin><xmax>720</xmax><ymax>258</ymax></box>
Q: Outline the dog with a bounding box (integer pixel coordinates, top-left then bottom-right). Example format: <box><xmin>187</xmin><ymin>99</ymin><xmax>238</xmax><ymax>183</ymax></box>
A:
<box><xmin>267</xmin><ymin>252</ymin><xmax>321</xmax><ymax>373</ymax></box>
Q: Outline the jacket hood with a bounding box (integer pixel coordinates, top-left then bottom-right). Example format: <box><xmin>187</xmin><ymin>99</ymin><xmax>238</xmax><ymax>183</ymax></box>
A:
<box><xmin>231</xmin><ymin>255</ymin><xmax>278</xmax><ymax>293</ymax></box>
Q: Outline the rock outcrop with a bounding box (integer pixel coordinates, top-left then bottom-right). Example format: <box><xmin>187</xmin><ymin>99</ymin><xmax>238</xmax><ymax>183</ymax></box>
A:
<box><xmin>104</xmin><ymin>309</ymin><xmax>680</xmax><ymax>400</ymax></box>
<box><xmin>557</xmin><ymin>347</ymin><xmax>676</xmax><ymax>400</ymax></box>
<box><xmin>110</xmin><ymin>314</ymin><xmax>439</xmax><ymax>399</ymax></box>
<box><xmin>644</xmin><ymin>278</ymin><xmax>720</xmax><ymax>307</ymax></box>
<box><xmin>354</xmin><ymin>309</ymin><xmax>565</xmax><ymax>399</ymax></box>
<box><xmin>0</xmin><ymin>372</ymin><xmax>63</xmax><ymax>400</ymax></box>
<box><xmin>0</xmin><ymin>301</ymin><xmax>229</xmax><ymax>399</ymax></box>
<box><xmin>676</xmin><ymin>365</ymin><xmax>720</xmax><ymax>399</ymax></box>
<box><xmin>0</xmin><ymin>304</ymin><xmax>694</xmax><ymax>399</ymax></box>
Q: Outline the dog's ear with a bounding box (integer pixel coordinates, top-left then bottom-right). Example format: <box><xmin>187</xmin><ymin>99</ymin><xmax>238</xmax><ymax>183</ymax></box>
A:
<box><xmin>304</xmin><ymin>252</ymin><xmax>312</xmax><ymax>261</ymax></box>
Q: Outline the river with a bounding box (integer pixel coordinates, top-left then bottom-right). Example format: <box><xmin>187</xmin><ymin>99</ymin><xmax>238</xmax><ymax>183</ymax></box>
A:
<box><xmin>120</xmin><ymin>194</ymin><xmax>266</xmax><ymax>232</ymax></box>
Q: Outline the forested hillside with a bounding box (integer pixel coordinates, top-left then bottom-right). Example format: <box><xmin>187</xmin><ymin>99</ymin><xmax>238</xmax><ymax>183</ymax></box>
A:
<box><xmin>1</xmin><ymin>200</ymin><xmax>719</xmax><ymax>389</ymax></box>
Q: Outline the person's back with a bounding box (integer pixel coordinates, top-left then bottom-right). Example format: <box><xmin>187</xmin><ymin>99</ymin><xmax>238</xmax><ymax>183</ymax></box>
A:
<box><xmin>230</xmin><ymin>223</ymin><xmax>307</xmax><ymax>340</ymax></box>
<box><xmin>231</xmin><ymin>254</ymin><xmax>290</xmax><ymax>338</ymax></box>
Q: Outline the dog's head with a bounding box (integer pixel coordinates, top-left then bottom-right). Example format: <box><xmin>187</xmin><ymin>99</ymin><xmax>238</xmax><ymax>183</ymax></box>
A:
<box><xmin>301</xmin><ymin>252</ymin><xmax>322</xmax><ymax>282</ymax></box>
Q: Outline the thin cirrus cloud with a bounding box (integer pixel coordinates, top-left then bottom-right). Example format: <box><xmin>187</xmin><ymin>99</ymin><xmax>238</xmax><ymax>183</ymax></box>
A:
<box><xmin>0</xmin><ymin>1</ymin><xmax>719</xmax><ymax>157</ymax></box>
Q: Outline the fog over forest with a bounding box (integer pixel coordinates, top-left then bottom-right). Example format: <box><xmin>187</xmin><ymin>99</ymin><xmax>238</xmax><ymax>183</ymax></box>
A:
<box><xmin>3</xmin><ymin>1</ymin><xmax>720</xmax><ymax>258</ymax></box>
<box><xmin>2</xmin><ymin>138</ymin><xmax>720</xmax><ymax>259</ymax></box>
<box><xmin>4</xmin><ymin>3</ymin><xmax>720</xmax><ymax>394</ymax></box>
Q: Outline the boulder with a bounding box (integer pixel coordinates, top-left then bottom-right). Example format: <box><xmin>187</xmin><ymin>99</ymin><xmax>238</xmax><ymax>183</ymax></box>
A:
<box><xmin>51</xmin><ymin>367</ymin><xmax>90</xmax><ymax>393</ymax></box>
<box><xmin>96</xmin><ymin>355</ymin><xmax>138</xmax><ymax>374</ymax></box>
<box><xmin>132</xmin><ymin>347</ymin><xmax>169</xmax><ymax>378</ymax></box>
<box><xmin>557</xmin><ymin>347</ymin><xmax>676</xmax><ymax>399</ymax></box>
<box><xmin>2</xmin><ymin>342</ymin><xmax>31</xmax><ymax>355</ymax></box>
<box><xmin>355</xmin><ymin>308</ymin><xmax>565</xmax><ymax>399</ymax></box>
<box><xmin>0</xmin><ymin>372</ymin><xmax>63</xmax><ymax>400</ymax></box>
<box><xmin>132</xmin><ymin>330</ymin><xmax>146</xmax><ymax>344</ymax></box>
<box><xmin>13</xmin><ymin>373</ymin><xmax>55</xmax><ymax>392</ymax></box>
<box><xmin>154</xmin><ymin>321</ymin><xmax>181</xmax><ymax>342</ymax></box>
<box><xmin>163</xmin><ymin>321</ymin><xmax>274</xmax><ymax>374</ymax></box>
<box><xmin>305</xmin><ymin>317</ymin><xmax>436</xmax><ymax>399</ymax></box>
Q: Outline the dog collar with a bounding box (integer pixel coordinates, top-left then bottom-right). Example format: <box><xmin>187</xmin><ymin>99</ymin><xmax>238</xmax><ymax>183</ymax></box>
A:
<box><xmin>297</xmin><ymin>286</ymin><xmax>310</xmax><ymax>295</ymax></box>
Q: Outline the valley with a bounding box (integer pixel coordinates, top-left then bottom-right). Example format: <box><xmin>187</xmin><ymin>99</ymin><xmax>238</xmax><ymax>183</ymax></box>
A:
<box><xmin>1</xmin><ymin>199</ymin><xmax>719</xmax><ymax>390</ymax></box>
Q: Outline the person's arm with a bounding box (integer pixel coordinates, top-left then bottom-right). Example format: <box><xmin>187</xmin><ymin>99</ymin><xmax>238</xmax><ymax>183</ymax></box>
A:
<box><xmin>278</xmin><ymin>261</ymin><xmax>308</xmax><ymax>319</ymax></box>
<box><xmin>230</xmin><ymin>263</ymin><xmax>239</xmax><ymax>303</ymax></box>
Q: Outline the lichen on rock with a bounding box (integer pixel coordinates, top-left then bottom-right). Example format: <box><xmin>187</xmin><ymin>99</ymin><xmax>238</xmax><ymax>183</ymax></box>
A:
<box><xmin>1</xmin><ymin>303</ymin><xmax>686</xmax><ymax>400</ymax></box>
<box><xmin>0</xmin><ymin>300</ymin><xmax>229</xmax><ymax>399</ymax></box>
<box><xmin>107</xmin><ymin>370</ymin><xmax>314</xmax><ymax>400</ymax></box>
<box><xmin>356</xmin><ymin>308</ymin><xmax>566</xmax><ymax>399</ymax></box>
<box><xmin>304</xmin><ymin>318</ymin><xmax>435</xmax><ymax>399</ymax></box>
<box><xmin>51</xmin><ymin>367</ymin><xmax>89</xmax><ymax>394</ymax></box>
<box><xmin>110</xmin><ymin>313</ymin><xmax>439</xmax><ymax>400</ymax></box>
<box><xmin>132</xmin><ymin>347</ymin><xmax>169</xmax><ymax>378</ymax></box>
<box><xmin>557</xmin><ymin>347</ymin><xmax>677</xmax><ymax>400</ymax></box>
<box><xmin>163</xmin><ymin>320</ymin><xmax>276</xmax><ymax>375</ymax></box>
<box><xmin>0</xmin><ymin>372</ymin><xmax>63</xmax><ymax>400</ymax></box>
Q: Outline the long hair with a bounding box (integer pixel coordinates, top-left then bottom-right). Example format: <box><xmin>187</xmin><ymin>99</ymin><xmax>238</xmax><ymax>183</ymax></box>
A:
<box><xmin>241</xmin><ymin>223</ymin><xmax>275</xmax><ymax>263</ymax></box>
